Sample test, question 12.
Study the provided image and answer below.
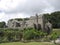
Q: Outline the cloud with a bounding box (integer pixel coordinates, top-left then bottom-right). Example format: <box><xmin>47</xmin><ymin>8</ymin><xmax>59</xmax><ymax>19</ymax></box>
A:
<box><xmin>46</xmin><ymin>0</ymin><xmax>60</xmax><ymax>11</ymax></box>
<box><xmin>4</xmin><ymin>0</ymin><xmax>54</xmax><ymax>14</ymax></box>
<box><xmin>0</xmin><ymin>0</ymin><xmax>60</xmax><ymax>22</ymax></box>
<box><xmin>0</xmin><ymin>13</ymin><xmax>30</xmax><ymax>23</ymax></box>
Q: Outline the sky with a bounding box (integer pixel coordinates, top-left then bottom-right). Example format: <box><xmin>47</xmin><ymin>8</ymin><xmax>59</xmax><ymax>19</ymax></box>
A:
<box><xmin>0</xmin><ymin>0</ymin><xmax>60</xmax><ymax>23</ymax></box>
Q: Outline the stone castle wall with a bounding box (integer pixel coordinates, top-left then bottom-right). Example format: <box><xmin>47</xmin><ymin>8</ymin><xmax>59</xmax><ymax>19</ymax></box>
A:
<box><xmin>7</xmin><ymin>14</ymin><xmax>47</xmax><ymax>30</ymax></box>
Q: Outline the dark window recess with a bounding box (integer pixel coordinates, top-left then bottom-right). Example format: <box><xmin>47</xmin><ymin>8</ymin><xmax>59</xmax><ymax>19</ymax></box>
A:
<box><xmin>46</xmin><ymin>26</ymin><xmax>51</xmax><ymax>35</ymax></box>
<box><xmin>16</xmin><ymin>22</ymin><xmax>21</xmax><ymax>27</ymax></box>
<box><xmin>33</xmin><ymin>24</ymin><xmax>36</xmax><ymax>29</ymax></box>
<box><xmin>38</xmin><ymin>24</ymin><xmax>41</xmax><ymax>30</ymax></box>
<box><xmin>34</xmin><ymin>23</ymin><xmax>41</xmax><ymax>30</ymax></box>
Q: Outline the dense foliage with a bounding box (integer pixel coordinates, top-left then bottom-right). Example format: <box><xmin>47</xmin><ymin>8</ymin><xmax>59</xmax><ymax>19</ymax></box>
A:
<box><xmin>23</xmin><ymin>28</ymin><xmax>47</xmax><ymax>40</ymax></box>
<box><xmin>0</xmin><ymin>28</ymin><xmax>23</xmax><ymax>43</ymax></box>
<box><xmin>0</xmin><ymin>28</ymin><xmax>45</xmax><ymax>42</ymax></box>
<box><xmin>0</xmin><ymin>28</ymin><xmax>47</xmax><ymax>42</ymax></box>
<box><xmin>9</xmin><ymin>18</ymin><xmax>29</xmax><ymax>21</ymax></box>
<box><xmin>0</xmin><ymin>28</ymin><xmax>59</xmax><ymax>43</ymax></box>
<box><xmin>0</xmin><ymin>22</ymin><xmax>6</xmax><ymax>28</ymax></box>
<box><xmin>44</xmin><ymin>11</ymin><xmax>60</xmax><ymax>28</ymax></box>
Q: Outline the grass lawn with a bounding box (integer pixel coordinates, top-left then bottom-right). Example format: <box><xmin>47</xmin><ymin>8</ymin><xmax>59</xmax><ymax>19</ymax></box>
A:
<box><xmin>53</xmin><ymin>29</ymin><xmax>60</xmax><ymax>35</ymax></box>
<box><xmin>0</xmin><ymin>42</ymin><xmax>55</xmax><ymax>45</ymax></box>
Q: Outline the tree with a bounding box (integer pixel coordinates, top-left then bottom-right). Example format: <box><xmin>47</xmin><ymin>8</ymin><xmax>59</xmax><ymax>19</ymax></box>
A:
<box><xmin>50</xmin><ymin>11</ymin><xmax>60</xmax><ymax>28</ymax></box>
<box><xmin>23</xmin><ymin>29</ymin><xmax>36</xmax><ymax>40</ymax></box>
<box><xmin>0</xmin><ymin>21</ymin><xmax>6</xmax><ymax>28</ymax></box>
<box><xmin>50</xmin><ymin>32</ymin><xmax>58</xmax><ymax>44</ymax></box>
<box><xmin>44</xmin><ymin>11</ymin><xmax>60</xmax><ymax>28</ymax></box>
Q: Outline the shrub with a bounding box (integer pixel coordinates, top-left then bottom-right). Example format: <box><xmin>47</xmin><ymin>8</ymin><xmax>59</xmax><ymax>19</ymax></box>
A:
<box><xmin>50</xmin><ymin>32</ymin><xmax>58</xmax><ymax>44</ymax></box>
<box><xmin>23</xmin><ymin>29</ymin><xmax>35</xmax><ymax>40</ymax></box>
<box><xmin>23</xmin><ymin>28</ymin><xmax>47</xmax><ymax>40</ymax></box>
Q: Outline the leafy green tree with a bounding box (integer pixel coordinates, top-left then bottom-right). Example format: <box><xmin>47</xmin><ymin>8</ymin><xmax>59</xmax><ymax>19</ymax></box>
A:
<box><xmin>44</xmin><ymin>11</ymin><xmax>60</xmax><ymax>28</ymax></box>
<box><xmin>50</xmin><ymin>11</ymin><xmax>60</xmax><ymax>28</ymax></box>
<box><xmin>23</xmin><ymin>28</ymin><xmax>47</xmax><ymax>40</ymax></box>
<box><xmin>0</xmin><ymin>21</ymin><xmax>6</xmax><ymax>28</ymax></box>
<box><xmin>23</xmin><ymin>29</ymin><xmax>35</xmax><ymax>40</ymax></box>
<box><xmin>50</xmin><ymin>32</ymin><xmax>58</xmax><ymax>44</ymax></box>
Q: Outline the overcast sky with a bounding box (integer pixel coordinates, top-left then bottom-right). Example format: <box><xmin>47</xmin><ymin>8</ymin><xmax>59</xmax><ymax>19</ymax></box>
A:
<box><xmin>0</xmin><ymin>0</ymin><xmax>60</xmax><ymax>23</ymax></box>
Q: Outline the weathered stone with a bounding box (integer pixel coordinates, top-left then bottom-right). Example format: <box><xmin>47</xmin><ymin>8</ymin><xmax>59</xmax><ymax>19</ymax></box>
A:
<box><xmin>55</xmin><ymin>38</ymin><xmax>60</xmax><ymax>44</ymax></box>
<box><xmin>45</xmin><ymin>22</ymin><xmax>52</xmax><ymax>34</ymax></box>
<box><xmin>7</xmin><ymin>14</ymin><xmax>52</xmax><ymax>33</ymax></box>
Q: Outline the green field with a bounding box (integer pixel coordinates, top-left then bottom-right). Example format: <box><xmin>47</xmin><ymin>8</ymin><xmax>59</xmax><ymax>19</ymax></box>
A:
<box><xmin>53</xmin><ymin>29</ymin><xmax>60</xmax><ymax>35</ymax></box>
<box><xmin>0</xmin><ymin>42</ymin><xmax>55</xmax><ymax>45</ymax></box>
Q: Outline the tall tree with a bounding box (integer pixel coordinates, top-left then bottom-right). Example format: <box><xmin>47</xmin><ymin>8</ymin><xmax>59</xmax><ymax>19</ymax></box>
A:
<box><xmin>0</xmin><ymin>21</ymin><xmax>6</xmax><ymax>28</ymax></box>
<box><xmin>44</xmin><ymin>11</ymin><xmax>60</xmax><ymax>28</ymax></box>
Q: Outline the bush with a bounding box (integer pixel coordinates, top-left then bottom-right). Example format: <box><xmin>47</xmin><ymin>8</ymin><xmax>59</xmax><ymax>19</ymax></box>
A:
<box><xmin>0</xmin><ymin>28</ymin><xmax>23</xmax><ymax>43</ymax></box>
<box><xmin>23</xmin><ymin>29</ymin><xmax>36</xmax><ymax>40</ymax></box>
<box><xmin>50</xmin><ymin>32</ymin><xmax>58</xmax><ymax>44</ymax></box>
<box><xmin>50</xmin><ymin>32</ymin><xmax>58</xmax><ymax>40</ymax></box>
<box><xmin>0</xmin><ymin>28</ymin><xmax>49</xmax><ymax>43</ymax></box>
<box><xmin>23</xmin><ymin>28</ymin><xmax>47</xmax><ymax>40</ymax></box>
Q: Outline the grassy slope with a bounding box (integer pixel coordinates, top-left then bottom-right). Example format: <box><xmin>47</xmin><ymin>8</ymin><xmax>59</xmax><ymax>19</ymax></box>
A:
<box><xmin>0</xmin><ymin>42</ymin><xmax>55</xmax><ymax>45</ymax></box>
<box><xmin>53</xmin><ymin>29</ymin><xmax>60</xmax><ymax>35</ymax></box>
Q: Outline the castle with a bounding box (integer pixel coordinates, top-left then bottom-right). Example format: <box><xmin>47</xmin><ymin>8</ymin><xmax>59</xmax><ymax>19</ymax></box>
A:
<box><xmin>7</xmin><ymin>14</ymin><xmax>52</xmax><ymax>32</ymax></box>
